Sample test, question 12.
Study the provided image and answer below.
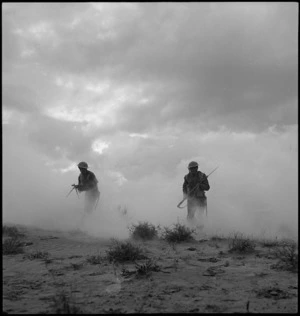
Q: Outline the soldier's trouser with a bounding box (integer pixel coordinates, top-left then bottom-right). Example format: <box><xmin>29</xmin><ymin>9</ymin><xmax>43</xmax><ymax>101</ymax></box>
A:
<box><xmin>84</xmin><ymin>189</ymin><xmax>100</xmax><ymax>214</ymax></box>
<box><xmin>187</xmin><ymin>197</ymin><xmax>207</xmax><ymax>222</ymax></box>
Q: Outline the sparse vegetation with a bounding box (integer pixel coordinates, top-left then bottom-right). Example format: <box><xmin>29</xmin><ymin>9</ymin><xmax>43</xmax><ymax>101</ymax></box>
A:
<box><xmin>25</xmin><ymin>251</ymin><xmax>49</xmax><ymax>260</ymax></box>
<box><xmin>45</xmin><ymin>258</ymin><xmax>53</xmax><ymax>264</ymax></box>
<box><xmin>161</xmin><ymin>223</ymin><xmax>195</xmax><ymax>243</ymax></box>
<box><xmin>260</xmin><ymin>238</ymin><xmax>280</xmax><ymax>248</ymax></box>
<box><xmin>271</xmin><ymin>239</ymin><xmax>298</xmax><ymax>272</ymax></box>
<box><xmin>211</xmin><ymin>235</ymin><xmax>226</xmax><ymax>241</ymax></box>
<box><xmin>121</xmin><ymin>259</ymin><xmax>161</xmax><ymax>279</ymax></box>
<box><xmin>2</xmin><ymin>225</ymin><xmax>26</xmax><ymax>255</ymax></box>
<box><xmin>129</xmin><ymin>221</ymin><xmax>159</xmax><ymax>241</ymax></box>
<box><xmin>228</xmin><ymin>232</ymin><xmax>256</xmax><ymax>253</ymax></box>
<box><xmin>255</xmin><ymin>287</ymin><xmax>293</xmax><ymax>300</ymax></box>
<box><xmin>86</xmin><ymin>254</ymin><xmax>104</xmax><ymax>265</ymax></box>
<box><xmin>3</xmin><ymin>225</ymin><xmax>23</xmax><ymax>238</ymax></box>
<box><xmin>135</xmin><ymin>259</ymin><xmax>161</xmax><ymax>278</ymax></box>
<box><xmin>3</xmin><ymin>222</ymin><xmax>298</xmax><ymax>314</ymax></box>
<box><xmin>3</xmin><ymin>237</ymin><xmax>24</xmax><ymax>255</ymax></box>
<box><xmin>106</xmin><ymin>239</ymin><xmax>148</xmax><ymax>263</ymax></box>
<box><xmin>70</xmin><ymin>263</ymin><xmax>84</xmax><ymax>270</ymax></box>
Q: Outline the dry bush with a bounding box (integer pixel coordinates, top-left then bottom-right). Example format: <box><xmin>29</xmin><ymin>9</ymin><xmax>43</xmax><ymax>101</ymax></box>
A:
<box><xmin>70</xmin><ymin>263</ymin><xmax>84</xmax><ymax>270</ymax></box>
<box><xmin>3</xmin><ymin>225</ymin><xmax>22</xmax><ymax>238</ymax></box>
<box><xmin>260</xmin><ymin>238</ymin><xmax>280</xmax><ymax>248</ymax></box>
<box><xmin>211</xmin><ymin>235</ymin><xmax>226</xmax><ymax>241</ymax></box>
<box><xmin>135</xmin><ymin>259</ymin><xmax>161</xmax><ymax>278</ymax></box>
<box><xmin>86</xmin><ymin>254</ymin><xmax>105</xmax><ymax>265</ymax></box>
<box><xmin>3</xmin><ymin>237</ymin><xmax>24</xmax><ymax>255</ymax></box>
<box><xmin>271</xmin><ymin>239</ymin><xmax>298</xmax><ymax>272</ymax></box>
<box><xmin>228</xmin><ymin>232</ymin><xmax>256</xmax><ymax>253</ymax></box>
<box><xmin>25</xmin><ymin>251</ymin><xmax>49</xmax><ymax>260</ymax></box>
<box><xmin>106</xmin><ymin>239</ymin><xmax>148</xmax><ymax>263</ymax></box>
<box><xmin>129</xmin><ymin>221</ymin><xmax>159</xmax><ymax>241</ymax></box>
<box><xmin>255</xmin><ymin>287</ymin><xmax>293</xmax><ymax>299</ymax></box>
<box><xmin>121</xmin><ymin>258</ymin><xmax>161</xmax><ymax>279</ymax></box>
<box><xmin>161</xmin><ymin>223</ymin><xmax>195</xmax><ymax>243</ymax></box>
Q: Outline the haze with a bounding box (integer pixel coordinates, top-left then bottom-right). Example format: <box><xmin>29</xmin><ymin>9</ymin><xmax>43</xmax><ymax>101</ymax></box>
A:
<box><xmin>3</xmin><ymin>3</ymin><xmax>298</xmax><ymax>240</ymax></box>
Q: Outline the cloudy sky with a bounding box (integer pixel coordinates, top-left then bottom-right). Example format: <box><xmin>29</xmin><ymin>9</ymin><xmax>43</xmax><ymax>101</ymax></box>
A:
<box><xmin>2</xmin><ymin>2</ymin><xmax>298</xmax><ymax>238</ymax></box>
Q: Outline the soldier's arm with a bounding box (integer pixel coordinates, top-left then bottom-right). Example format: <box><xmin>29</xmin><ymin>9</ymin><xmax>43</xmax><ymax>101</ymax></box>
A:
<box><xmin>75</xmin><ymin>176</ymin><xmax>84</xmax><ymax>192</ymax></box>
<box><xmin>199</xmin><ymin>174</ymin><xmax>210</xmax><ymax>191</ymax></box>
<box><xmin>76</xmin><ymin>175</ymin><xmax>90</xmax><ymax>192</ymax></box>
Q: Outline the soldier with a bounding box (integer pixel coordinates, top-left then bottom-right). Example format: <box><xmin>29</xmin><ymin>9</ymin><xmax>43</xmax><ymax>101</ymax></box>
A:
<box><xmin>74</xmin><ymin>162</ymin><xmax>100</xmax><ymax>217</ymax></box>
<box><xmin>183</xmin><ymin>161</ymin><xmax>210</xmax><ymax>225</ymax></box>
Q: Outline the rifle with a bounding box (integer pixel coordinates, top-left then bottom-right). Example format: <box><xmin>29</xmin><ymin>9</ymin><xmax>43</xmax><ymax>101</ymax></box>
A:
<box><xmin>66</xmin><ymin>184</ymin><xmax>80</xmax><ymax>199</ymax></box>
<box><xmin>177</xmin><ymin>166</ymin><xmax>219</xmax><ymax>210</ymax></box>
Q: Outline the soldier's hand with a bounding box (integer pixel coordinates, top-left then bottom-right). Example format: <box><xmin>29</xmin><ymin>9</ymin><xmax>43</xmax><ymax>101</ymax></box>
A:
<box><xmin>76</xmin><ymin>185</ymin><xmax>84</xmax><ymax>192</ymax></box>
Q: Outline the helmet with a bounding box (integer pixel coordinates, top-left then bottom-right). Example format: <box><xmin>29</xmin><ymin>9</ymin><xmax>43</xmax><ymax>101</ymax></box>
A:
<box><xmin>188</xmin><ymin>161</ymin><xmax>198</xmax><ymax>169</ymax></box>
<box><xmin>78</xmin><ymin>161</ymin><xmax>88</xmax><ymax>169</ymax></box>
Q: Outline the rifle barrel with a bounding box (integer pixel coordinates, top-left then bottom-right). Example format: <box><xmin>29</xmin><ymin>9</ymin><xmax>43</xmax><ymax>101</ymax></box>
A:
<box><xmin>207</xmin><ymin>166</ymin><xmax>219</xmax><ymax>178</ymax></box>
<box><xmin>66</xmin><ymin>187</ymin><xmax>75</xmax><ymax>197</ymax></box>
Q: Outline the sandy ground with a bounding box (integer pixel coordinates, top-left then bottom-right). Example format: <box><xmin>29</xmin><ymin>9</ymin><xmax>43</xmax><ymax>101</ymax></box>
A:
<box><xmin>3</xmin><ymin>224</ymin><xmax>298</xmax><ymax>314</ymax></box>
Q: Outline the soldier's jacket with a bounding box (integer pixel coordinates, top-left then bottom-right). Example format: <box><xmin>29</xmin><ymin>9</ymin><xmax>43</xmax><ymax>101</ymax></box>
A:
<box><xmin>183</xmin><ymin>171</ymin><xmax>210</xmax><ymax>198</ymax></box>
<box><xmin>78</xmin><ymin>170</ymin><xmax>99</xmax><ymax>193</ymax></box>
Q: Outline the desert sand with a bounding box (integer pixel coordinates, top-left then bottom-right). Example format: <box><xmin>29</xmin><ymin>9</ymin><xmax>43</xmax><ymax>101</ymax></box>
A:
<box><xmin>3</xmin><ymin>223</ymin><xmax>298</xmax><ymax>314</ymax></box>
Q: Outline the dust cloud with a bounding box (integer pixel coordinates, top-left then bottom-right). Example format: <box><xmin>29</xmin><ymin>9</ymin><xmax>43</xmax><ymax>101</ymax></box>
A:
<box><xmin>3</xmin><ymin>125</ymin><xmax>298</xmax><ymax>241</ymax></box>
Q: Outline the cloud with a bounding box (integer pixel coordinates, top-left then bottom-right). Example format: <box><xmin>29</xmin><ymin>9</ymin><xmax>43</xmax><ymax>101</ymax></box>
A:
<box><xmin>3</xmin><ymin>3</ymin><xmax>297</xmax><ymax>135</ymax></box>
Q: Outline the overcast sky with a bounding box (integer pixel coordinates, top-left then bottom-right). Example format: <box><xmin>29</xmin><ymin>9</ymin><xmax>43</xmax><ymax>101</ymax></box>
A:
<box><xmin>2</xmin><ymin>2</ymin><xmax>298</xmax><ymax>239</ymax></box>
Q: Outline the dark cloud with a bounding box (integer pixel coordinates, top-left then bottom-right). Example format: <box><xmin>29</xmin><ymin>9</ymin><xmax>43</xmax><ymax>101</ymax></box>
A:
<box><xmin>2</xmin><ymin>2</ymin><xmax>298</xmax><ymax>149</ymax></box>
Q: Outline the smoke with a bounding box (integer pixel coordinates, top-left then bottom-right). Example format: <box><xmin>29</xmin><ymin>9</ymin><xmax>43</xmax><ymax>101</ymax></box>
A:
<box><xmin>3</xmin><ymin>124</ymin><xmax>298</xmax><ymax>241</ymax></box>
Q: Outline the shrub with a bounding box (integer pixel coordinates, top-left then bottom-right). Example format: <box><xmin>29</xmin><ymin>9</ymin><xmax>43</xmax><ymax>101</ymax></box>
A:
<box><xmin>3</xmin><ymin>225</ymin><xmax>23</xmax><ymax>238</ymax></box>
<box><xmin>161</xmin><ymin>223</ymin><xmax>195</xmax><ymax>243</ymax></box>
<box><xmin>106</xmin><ymin>239</ymin><xmax>147</xmax><ymax>263</ymax></box>
<box><xmin>121</xmin><ymin>259</ymin><xmax>161</xmax><ymax>279</ymax></box>
<box><xmin>129</xmin><ymin>222</ymin><xmax>158</xmax><ymax>241</ymax></box>
<box><xmin>3</xmin><ymin>238</ymin><xmax>24</xmax><ymax>255</ymax></box>
<box><xmin>86</xmin><ymin>254</ymin><xmax>104</xmax><ymax>265</ymax></box>
<box><xmin>25</xmin><ymin>251</ymin><xmax>49</xmax><ymax>260</ymax></box>
<box><xmin>70</xmin><ymin>263</ymin><xmax>84</xmax><ymax>270</ymax></box>
<box><xmin>211</xmin><ymin>235</ymin><xmax>226</xmax><ymax>241</ymax></box>
<box><xmin>135</xmin><ymin>259</ymin><xmax>161</xmax><ymax>278</ymax></box>
<box><xmin>228</xmin><ymin>232</ymin><xmax>256</xmax><ymax>253</ymax></box>
<box><xmin>272</xmin><ymin>240</ymin><xmax>298</xmax><ymax>272</ymax></box>
<box><xmin>260</xmin><ymin>237</ymin><xmax>280</xmax><ymax>248</ymax></box>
